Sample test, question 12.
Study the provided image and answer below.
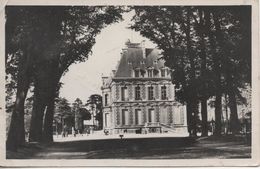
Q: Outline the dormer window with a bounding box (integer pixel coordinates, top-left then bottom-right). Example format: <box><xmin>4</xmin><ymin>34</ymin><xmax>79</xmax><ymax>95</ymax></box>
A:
<box><xmin>161</xmin><ymin>68</ymin><xmax>170</xmax><ymax>77</ymax></box>
<box><xmin>161</xmin><ymin>69</ymin><xmax>166</xmax><ymax>77</ymax></box>
<box><xmin>153</xmin><ymin>60</ymin><xmax>158</xmax><ymax>64</ymax></box>
<box><xmin>128</xmin><ymin>61</ymin><xmax>132</xmax><ymax>65</ymax></box>
<box><xmin>166</xmin><ymin>69</ymin><xmax>170</xmax><ymax>76</ymax></box>
<box><xmin>153</xmin><ymin>69</ymin><xmax>159</xmax><ymax>77</ymax></box>
<box><xmin>134</xmin><ymin>69</ymin><xmax>140</xmax><ymax>77</ymax></box>
<box><xmin>148</xmin><ymin>68</ymin><xmax>153</xmax><ymax>77</ymax></box>
<box><xmin>140</xmin><ymin>69</ymin><xmax>146</xmax><ymax>77</ymax></box>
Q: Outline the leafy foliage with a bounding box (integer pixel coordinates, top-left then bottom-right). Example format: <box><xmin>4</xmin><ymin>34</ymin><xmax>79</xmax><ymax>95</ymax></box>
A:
<box><xmin>54</xmin><ymin>97</ymin><xmax>72</xmax><ymax>124</ymax></box>
<box><xmin>86</xmin><ymin>94</ymin><xmax>103</xmax><ymax>128</ymax></box>
<box><xmin>130</xmin><ymin>6</ymin><xmax>251</xmax><ymax>135</ymax></box>
<box><xmin>79</xmin><ymin>108</ymin><xmax>91</xmax><ymax>121</ymax></box>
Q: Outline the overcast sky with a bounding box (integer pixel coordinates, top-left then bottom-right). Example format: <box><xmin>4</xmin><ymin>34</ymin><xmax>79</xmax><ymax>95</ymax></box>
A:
<box><xmin>59</xmin><ymin>11</ymin><xmax>156</xmax><ymax>103</ymax></box>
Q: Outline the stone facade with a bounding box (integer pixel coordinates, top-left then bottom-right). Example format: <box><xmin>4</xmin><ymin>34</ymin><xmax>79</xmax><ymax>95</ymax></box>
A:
<box><xmin>101</xmin><ymin>41</ymin><xmax>188</xmax><ymax>135</ymax></box>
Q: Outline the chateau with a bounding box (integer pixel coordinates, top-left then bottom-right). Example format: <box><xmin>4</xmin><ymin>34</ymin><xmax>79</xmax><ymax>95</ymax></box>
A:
<box><xmin>101</xmin><ymin>41</ymin><xmax>188</xmax><ymax>135</ymax></box>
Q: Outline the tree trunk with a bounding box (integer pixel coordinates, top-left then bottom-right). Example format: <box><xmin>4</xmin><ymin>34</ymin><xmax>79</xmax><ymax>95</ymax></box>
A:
<box><xmin>29</xmin><ymin>62</ymin><xmax>52</xmax><ymax>142</ymax></box>
<box><xmin>198</xmin><ymin>8</ymin><xmax>209</xmax><ymax>137</ymax></box>
<box><xmin>201</xmin><ymin>97</ymin><xmax>208</xmax><ymax>136</ymax></box>
<box><xmin>42</xmin><ymin>71</ymin><xmax>61</xmax><ymax>143</ymax></box>
<box><xmin>185</xmin><ymin>7</ymin><xmax>199</xmax><ymax>137</ymax></box>
<box><xmin>214</xmin><ymin>93</ymin><xmax>222</xmax><ymax>136</ymax></box>
<box><xmin>206</xmin><ymin>9</ymin><xmax>223</xmax><ymax>136</ymax></box>
<box><xmin>6</xmin><ymin>52</ymin><xmax>31</xmax><ymax>151</ymax></box>
<box><xmin>186</xmin><ymin>100</ymin><xmax>192</xmax><ymax>135</ymax></box>
<box><xmin>42</xmin><ymin>92</ymin><xmax>55</xmax><ymax>142</ymax></box>
<box><xmin>6</xmin><ymin>75</ymin><xmax>30</xmax><ymax>151</ymax></box>
<box><xmin>186</xmin><ymin>98</ymin><xmax>199</xmax><ymax>137</ymax></box>
<box><xmin>229</xmin><ymin>89</ymin><xmax>240</xmax><ymax>134</ymax></box>
<box><xmin>29</xmin><ymin>84</ymin><xmax>47</xmax><ymax>142</ymax></box>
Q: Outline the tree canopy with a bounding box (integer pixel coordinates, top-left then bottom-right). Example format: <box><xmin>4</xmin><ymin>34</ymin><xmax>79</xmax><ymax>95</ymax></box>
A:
<box><xmin>130</xmin><ymin>6</ymin><xmax>251</xmax><ymax>136</ymax></box>
<box><xmin>6</xmin><ymin>6</ymin><xmax>125</xmax><ymax>150</ymax></box>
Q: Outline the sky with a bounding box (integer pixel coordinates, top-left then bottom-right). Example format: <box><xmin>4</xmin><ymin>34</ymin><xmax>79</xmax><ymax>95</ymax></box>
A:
<box><xmin>59</xmin><ymin>11</ymin><xmax>156</xmax><ymax>104</ymax></box>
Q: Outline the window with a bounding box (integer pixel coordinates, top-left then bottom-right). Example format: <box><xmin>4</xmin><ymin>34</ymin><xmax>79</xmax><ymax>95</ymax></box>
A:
<box><xmin>105</xmin><ymin>94</ymin><xmax>108</xmax><ymax>106</ymax></box>
<box><xmin>161</xmin><ymin>86</ymin><xmax>167</xmax><ymax>100</ymax></box>
<box><xmin>148</xmin><ymin>86</ymin><xmax>154</xmax><ymax>100</ymax></box>
<box><xmin>148</xmin><ymin>109</ymin><xmax>155</xmax><ymax>122</ymax></box>
<box><xmin>140</xmin><ymin>69</ymin><xmax>145</xmax><ymax>77</ymax></box>
<box><xmin>135</xmin><ymin>109</ymin><xmax>142</xmax><ymax>125</ymax></box>
<box><xmin>153</xmin><ymin>69</ymin><xmax>159</xmax><ymax>77</ymax></box>
<box><xmin>134</xmin><ymin>69</ymin><xmax>139</xmax><ymax>77</ymax></box>
<box><xmin>148</xmin><ymin>69</ymin><xmax>153</xmax><ymax>77</ymax></box>
<box><xmin>166</xmin><ymin>68</ymin><xmax>170</xmax><ymax>76</ymax></box>
<box><xmin>105</xmin><ymin>113</ymin><xmax>109</xmax><ymax>127</ymax></box>
<box><xmin>121</xmin><ymin>86</ymin><xmax>128</xmax><ymax>101</ymax></box>
<box><xmin>135</xmin><ymin>86</ymin><xmax>141</xmax><ymax>100</ymax></box>
<box><xmin>161</xmin><ymin>69</ymin><xmax>166</xmax><ymax>77</ymax></box>
<box><xmin>121</xmin><ymin>109</ymin><xmax>128</xmax><ymax>125</ymax></box>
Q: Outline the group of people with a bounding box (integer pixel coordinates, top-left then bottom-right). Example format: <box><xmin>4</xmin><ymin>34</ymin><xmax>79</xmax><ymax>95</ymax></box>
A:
<box><xmin>61</xmin><ymin>125</ymin><xmax>94</xmax><ymax>137</ymax></box>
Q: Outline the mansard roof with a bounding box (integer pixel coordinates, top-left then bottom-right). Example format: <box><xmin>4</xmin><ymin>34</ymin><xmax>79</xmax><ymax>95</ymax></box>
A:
<box><xmin>115</xmin><ymin>42</ymin><xmax>165</xmax><ymax>77</ymax></box>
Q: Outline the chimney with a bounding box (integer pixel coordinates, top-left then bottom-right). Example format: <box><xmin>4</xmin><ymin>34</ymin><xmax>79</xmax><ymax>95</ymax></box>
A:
<box><xmin>112</xmin><ymin>70</ymin><xmax>116</xmax><ymax>76</ymax></box>
<box><xmin>102</xmin><ymin>76</ymin><xmax>108</xmax><ymax>86</ymax></box>
<box><xmin>125</xmin><ymin>39</ymin><xmax>131</xmax><ymax>47</ymax></box>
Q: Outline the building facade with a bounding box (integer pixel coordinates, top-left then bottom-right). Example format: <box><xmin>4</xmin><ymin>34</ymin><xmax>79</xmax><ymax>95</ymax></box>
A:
<box><xmin>101</xmin><ymin>41</ymin><xmax>188</xmax><ymax>135</ymax></box>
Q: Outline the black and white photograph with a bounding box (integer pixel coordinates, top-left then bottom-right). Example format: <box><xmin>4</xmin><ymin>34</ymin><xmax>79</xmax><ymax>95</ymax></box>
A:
<box><xmin>1</xmin><ymin>0</ymin><xmax>259</xmax><ymax>167</ymax></box>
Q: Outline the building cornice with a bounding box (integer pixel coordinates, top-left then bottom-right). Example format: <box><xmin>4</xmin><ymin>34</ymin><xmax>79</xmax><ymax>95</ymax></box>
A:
<box><xmin>111</xmin><ymin>100</ymin><xmax>181</xmax><ymax>107</ymax></box>
<box><xmin>112</xmin><ymin>77</ymin><xmax>171</xmax><ymax>81</ymax></box>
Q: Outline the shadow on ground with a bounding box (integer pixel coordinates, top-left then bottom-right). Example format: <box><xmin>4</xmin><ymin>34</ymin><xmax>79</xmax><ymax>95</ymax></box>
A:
<box><xmin>7</xmin><ymin>136</ymin><xmax>251</xmax><ymax>159</ymax></box>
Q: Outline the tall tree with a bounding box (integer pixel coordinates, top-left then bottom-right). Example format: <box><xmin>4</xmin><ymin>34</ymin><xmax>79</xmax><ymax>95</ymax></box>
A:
<box><xmin>211</xmin><ymin>7</ymin><xmax>251</xmax><ymax>134</ymax></box>
<box><xmin>6</xmin><ymin>6</ymin><xmax>125</xmax><ymax>150</ymax></box>
<box><xmin>72</xmin><ymin>98</ymin><xmax>84</xmax><ymax>131</ymax></box>
<box><xmin>130</xmin><ymin>6</ymin><xmax>251</xmax><ymax>136</ymax></box>
<box><xmin>53</xmin><ymin>97</ymin><xmax>72</xmax><ymax>132</ymax></box>
<box><xmin>86</xmin><ymin>94</ymin><xmax>103</xmax><ymax>129</ymax></box>
<box><xmin>192</xmin><ymin>7</ymin><xmax>211</xmax><ymax>136</ymax></box>
<box><xmin>130</xmin><ymin>6</ymin><xmax>201</xmax><ymax>136</ymax></box>
<box><xmin>33</xmin><ymin>6</ymin><xmax>125</xmax><ymax>142</ymax></box>
<box><xmin>6</xmin><ymin>7</ymin><xmax>37</xmax><ymax>150</ymax></box>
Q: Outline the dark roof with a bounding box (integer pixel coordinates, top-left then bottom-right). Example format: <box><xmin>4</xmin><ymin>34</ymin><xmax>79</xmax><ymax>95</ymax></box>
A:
<box><xmin>115</xmin><ymin>44</ymin><xmax>165</xmax><ymax>77</ymax></box>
